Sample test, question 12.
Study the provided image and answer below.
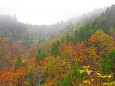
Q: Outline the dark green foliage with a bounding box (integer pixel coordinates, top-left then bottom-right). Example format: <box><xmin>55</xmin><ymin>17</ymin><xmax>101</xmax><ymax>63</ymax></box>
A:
<box><xmin>22</xmin><ymin>63</ymin><xmax>28</xmax><ymax>68</ymax></box>
<box><xmin>25</xmin><ymin>71</ymin><xmax>36</xmax><ymax>86</ymax></box>
<box><xmin>106</xmin><ymin>49</ymin><xmax>115</xmax><ymax>73</ymax></box>
<box><xmin>72</xmin><ymin>23</ymin><xmax>97</xmax><ymax>44</ymax></box>
<box><xmin>99</xmin><ymin>58</ymin><xmax>112</xmax><ymax>75</ymax></box>
<box><xmin>65</xmin><ymin>5</ymin><xmax>115</xmax><ymax>45</ymax></box>
<box><xmin>60</xmin><ymin>73</ymin><xmax>73</xmax><ymax>86</ymax></box>
<box><xmin>35</xmin><ymin>48</ymin><xmax>47</xmax><ymax>64</ymax></box>
<box><xmin>92</xmin><ymin>5</ymin><xmax>115</xmax><ymax>33</ymax></box>
<box><xmin>99</xmin><ymin>50</ymin><xmax>115</xmax><ymax>75</ymax></box>
<box><xmin>65</xmin><ymin>20</ymin><xmax>101</xmax><ymax>45</ymax></box>
<box><xmin>14</xmin><ymin>56</ymin><xmax>22</xmax><ymax>71</ymax></box>
<box><xmin>74</xmin><ymin>26</ymin><xmax>87</xmax><ymax>44</ymax></box>
<box><xmin>108</xmin><ymin>49</ymin><xmax>115</xmax><ymax>64</ymax></box>
<box><xmin>60</xmin><ymin>62</ymin><xmax>86</xmax><ymax>86</ymax></box>
<box><xmin>14</xmin><ymin>56</ymin><xmax>27</xmax><ymax>71</ymax></box>
<box><xmin>51</xmin><ymin>41</ymin><xmax>61</xmax><ymax>57</ymax></box>
<box><xmin>56</xmin><ymin>40</ymin><xmax>60</xmax><ymax>46</ymax></box>
<box><xmin>60</xmin><ymin>38</ymin><xmax>65</xmax><ymax>43</ymax></box>
<box><xmin>66</xmin><ymin>33</ymin><xmax>73</xmax><ymax>44</ymax></box>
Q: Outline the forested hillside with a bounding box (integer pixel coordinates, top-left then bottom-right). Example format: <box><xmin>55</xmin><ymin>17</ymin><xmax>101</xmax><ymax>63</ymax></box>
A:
<box><xmin>0</xmin><ymin>4</ymin><xmax>115</xmax><ymax>86</ymax></box>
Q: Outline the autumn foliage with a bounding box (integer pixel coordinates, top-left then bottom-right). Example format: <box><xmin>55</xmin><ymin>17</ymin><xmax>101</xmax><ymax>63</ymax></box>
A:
<box><xmin>0</xmin><ymin>29</ymin><xmax>115</xmax><ymax>86</ymax></box>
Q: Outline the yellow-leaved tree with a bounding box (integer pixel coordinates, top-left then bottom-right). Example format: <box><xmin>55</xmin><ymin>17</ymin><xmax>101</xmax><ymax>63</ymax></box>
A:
<box><xmin>88</xmin><ymin>29</ymin><xmax>114</xmax><ymax>58</ymax></box>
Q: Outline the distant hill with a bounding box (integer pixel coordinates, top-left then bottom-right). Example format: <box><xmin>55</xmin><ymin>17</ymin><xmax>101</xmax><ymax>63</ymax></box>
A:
<box><xmin>1</xmin><ymin>4</ymin><xmax>115</xmax><ymax>44</ymax></box>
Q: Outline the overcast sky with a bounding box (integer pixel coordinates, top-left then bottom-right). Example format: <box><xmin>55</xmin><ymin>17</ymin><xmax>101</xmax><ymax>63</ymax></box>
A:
<box><xmin>0</xmin><ymin>0</ymin><xmax>115</xmax><ymax>25</ymax></box>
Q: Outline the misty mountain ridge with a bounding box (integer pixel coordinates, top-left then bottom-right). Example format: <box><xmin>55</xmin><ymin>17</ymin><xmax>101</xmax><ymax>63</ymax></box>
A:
<box><xmin>0</xmin><ymin>4</ymin><xmax>115</xmax><ymax>44</ymax></box>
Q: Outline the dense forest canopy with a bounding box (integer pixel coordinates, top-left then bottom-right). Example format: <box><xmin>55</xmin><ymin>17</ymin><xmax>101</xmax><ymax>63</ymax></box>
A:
<box><xmin>0</xmin><ymin>4</ymin><xmax>115</xmax><ymax>86</ymax></box>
